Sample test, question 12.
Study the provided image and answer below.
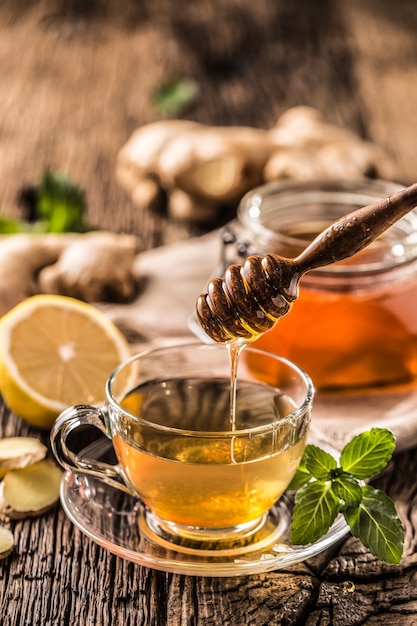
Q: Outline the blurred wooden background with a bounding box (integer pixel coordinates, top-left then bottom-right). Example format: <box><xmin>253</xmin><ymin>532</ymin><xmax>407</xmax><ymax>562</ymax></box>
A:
<box><xmin>2</xmin><ymin>0</ymin><xmax>417</xmax><ymax>249</ymax></box>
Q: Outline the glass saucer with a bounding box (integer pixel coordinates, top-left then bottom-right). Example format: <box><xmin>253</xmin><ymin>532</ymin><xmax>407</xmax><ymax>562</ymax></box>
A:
<box><xmin>60</xmin><ymin>438</ymin><xmax>349</xmax><ymax>577</ymax></box>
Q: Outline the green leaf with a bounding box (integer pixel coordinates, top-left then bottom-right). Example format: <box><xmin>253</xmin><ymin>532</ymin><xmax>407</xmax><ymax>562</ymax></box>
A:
<box><xmin>344</xmin><ymin>485</ymin><xmax>404</xmax><ymax>564</ymax></box>
<box><xmin>287</xmin><ymin>458</ymin><xmax>312</xmax><ymax>491</ymax></box>
<box><xmin>152</xmin><ymin>78</ymin><xmax>199</xmax><ymax>115</ymax></box>
<box><xmin>332</xmin><ymin>473</ymin><xmax>363</xmax><ymax>506</ymax></box>
<box><xmin>37</xmin><ymin>171</ymin><xmax>86</xmax><ymax>233</ymax></box>
<box><xmin>340</xmin><ymin>428</ymin><xmax>395</xmax><ymax>479</ymax></box>
<box><xmin>291</xmin><ymin>480</ymin><xmax>340</xmax><ymax>545</ymax></box>
<box><xmin>286</xmin><ymin>429</ymin><xmax>403</xmax><ymax>563</ymax></box>
<box><xmin>304</xmin><ymin>444</ymin><xmax>337</xmax><ymax>480</ymax></box>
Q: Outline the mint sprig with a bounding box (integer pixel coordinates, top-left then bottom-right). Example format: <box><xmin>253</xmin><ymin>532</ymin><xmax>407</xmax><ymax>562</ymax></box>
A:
<box><xmin>289</xmin><ymin>427</ymin><xmax>404</xmax><ymax>564</ymax></box>
<box><xmin>37</xmin><ymin>171</ymin><xmax>87</xmax><ymax>233</ymax></box>
<box><xmin>5</xmin><ymin>171</ymin><xmax>89</xmax><ymax>235</ymax></box>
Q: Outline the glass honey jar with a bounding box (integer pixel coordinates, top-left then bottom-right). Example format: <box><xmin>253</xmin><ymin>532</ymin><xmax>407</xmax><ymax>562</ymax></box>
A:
<box><xmin>221</xmin><ymin>179</ymin><xmax>417</xmax><ymax>393</ymax></box>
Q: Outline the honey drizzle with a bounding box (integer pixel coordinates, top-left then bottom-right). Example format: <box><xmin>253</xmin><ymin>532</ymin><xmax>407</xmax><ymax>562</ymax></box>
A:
<box><xmin>228</xmin><ymin>339</ymin><xmax>246</xmax><ymax>432</ymax></box>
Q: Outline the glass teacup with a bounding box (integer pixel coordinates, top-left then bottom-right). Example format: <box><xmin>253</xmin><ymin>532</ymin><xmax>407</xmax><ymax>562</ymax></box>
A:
<box><xmin>51</xmin><ymin>342</ymin><xmax>313</xmax><ymax>546</ymax></box>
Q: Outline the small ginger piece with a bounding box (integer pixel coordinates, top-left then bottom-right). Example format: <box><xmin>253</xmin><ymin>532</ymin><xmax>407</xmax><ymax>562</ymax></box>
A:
<box><xmin>38</xmin><ymin>231</ymin><xmax>139</xmax><ymax>303</ymax></box>
<box><xmin>0</xmin><ymin>459</ymin><xmax>62</xmax><ymax>520</ymax></box>
<box><xmin>116</xmin><ymin>119</ymin><xmax>201</xmax><ymax>188</ymax></box>
<box><xmin>116</xmin><ymin>119</ymin><xmax>201</xmax><ymax>212</ymax></box>
<box><xmin>157</xmin><ymin>125</ymin><xmax>275</xmax><ymax>203</ymax></box>
<box><xmin>315</xmin><ymin>141</ymin><xmax>389</xmax><ymax>178</ymax></box>
<box><xmin>268</xmin><ymin>106</ymin><xmax>353</xmax><ymax>148</ymax></box>
<box><xmin>0</xmin><ymin>526</ymin><xmax>14</xmax><ymax>559</ymax></box>
<box><xmin>0</xmin><ymin>437</ymin><xmax>47</xmax><ymax>478</ymax></box>
<box><xmin>265</xmin><ymin>106</ymin><xmax>397</xmax><ymax>182</ymax></box>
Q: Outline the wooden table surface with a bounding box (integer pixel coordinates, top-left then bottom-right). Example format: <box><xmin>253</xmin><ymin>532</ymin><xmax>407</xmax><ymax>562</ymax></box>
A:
<box><xmin>1</xmin><ymin>1</ymin><xmax>417</xmax><ymax>624</ymax></box>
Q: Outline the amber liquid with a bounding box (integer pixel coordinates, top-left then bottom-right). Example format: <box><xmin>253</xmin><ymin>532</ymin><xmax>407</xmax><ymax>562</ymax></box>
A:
<box><xmin>254</xmin><ymin>229</ymin><xmax>417</xmax><ymax>390</ymax></box>
<box><xmin>114</xmin><ymin>378</ymin><xmax>306</xmax><ymax>529</ymax></box>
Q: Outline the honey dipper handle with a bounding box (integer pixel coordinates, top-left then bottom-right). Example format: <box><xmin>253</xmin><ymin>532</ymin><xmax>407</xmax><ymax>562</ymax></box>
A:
<box><xmin>293</xmin><ymin>183</ymin><xmax>417</xmax><ymax>274</ymax></box>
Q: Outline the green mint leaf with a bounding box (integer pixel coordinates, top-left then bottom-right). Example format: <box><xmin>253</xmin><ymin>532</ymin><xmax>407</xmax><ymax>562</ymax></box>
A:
<box><xmin>304</xmin><ymin>444</ymin><xmax>337</xmax><ymax>480</ymax></box>
<box><xmin>344</xmin><ymin>485</ymin><xmax>404</xmax><ymax>564</ymax></box>
<box><xmin>291</xmin><ymin>480</ymin><xmax>340</xmax><ymax>545</ymax></box>
<box><xmin>37</xmin><ymin>171</ymin><xmax>86</xmax><ymax>233</ymax></box>
<box><xmin>287</xmin><ymin>458</ymin><xmax>312</xmax><ymax>491</ymax></box>
<box><xmin>331</xmin><ymin>473</ymin><xmax>363</xmax><ymax>506</ymax></box>
<box><xmin>340</xmin><ymin>428</ymin><xmax>395</xmax><ymax>479</ymax></box>
<box><xmin>152</xmin><ymin>78</ymin><xmax>199</xmax><ymax>115</ymax></box>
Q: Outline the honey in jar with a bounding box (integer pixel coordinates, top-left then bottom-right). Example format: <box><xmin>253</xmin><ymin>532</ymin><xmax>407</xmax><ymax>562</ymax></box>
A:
<box><xmin>219</xmin><ymin>179</ymin><xmax>417</xmax><ymax>391</ymax></box>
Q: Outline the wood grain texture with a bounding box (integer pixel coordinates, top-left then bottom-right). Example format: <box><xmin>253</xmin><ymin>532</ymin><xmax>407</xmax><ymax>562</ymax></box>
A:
<box><xmin>341</xmin><ymin>0</ymin><xmax>417</xmax><ymax>185</ymax></box>
<box><xmin>0</xmin><ymin>0</ymin><xmax>387</xmax><ymax>241</ymax></box>
<box><xmin>1</xmin><ymin>1</ymin><xmax>417</xmax><ymax>624</ymax></box>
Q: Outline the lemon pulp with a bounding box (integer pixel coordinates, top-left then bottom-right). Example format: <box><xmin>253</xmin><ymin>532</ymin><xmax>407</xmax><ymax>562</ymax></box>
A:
<box><xmin>0</xmin><ymin>295</ymin><xmax>131</xmax><ymax>428</ymax></box>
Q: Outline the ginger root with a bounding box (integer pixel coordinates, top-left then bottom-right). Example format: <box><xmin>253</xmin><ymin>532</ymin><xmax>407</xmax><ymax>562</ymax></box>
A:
<box><xmin>0</xmin><ymin>437</ymin><xmax>47</xmax><ymax>478</ymax></box>
<box><xmin>116</xmin><ymin>119</ymin><xmax>200</xmax><ymax>212</ymax></box>
<box><xmin>0</xmin><ymin>458</ymin><xmax>62</xmax><ymax>520</ymax></box>
<box><xmin>0</xmin><ymin>231</ymin><xmax>140</xmax><ymax>316</ymax></box>
<box><xmin>264</xmin><ymin>106</ymin><xmax>395</xmax><ymax>182</ymax></box>
<box><xmin>0</xmin><ymin>234</ymin><xmax>67</xmax><ymax>316</ymax></box>
<box><xmin>0</xmin><ymin>437</ymin><xmax>62</xmax><ymax>559</ymax></box>
<box><xmin>116</xmin><ymin>107</ymin><xmax>397</xmax><ymax>223</ymax></box>
<box><xmin>38</xmin><ymin>231</ymin><xmax>139</xmax><ymax>303</ymax></box>
<box><xmin>116</xmin><ymin>120</ymin><xmax>276</xmax><ymax>222</ymax></box>
<box><xmin>0</xmin><ymin>526</ymin><xmax>14</xmax><ymax>559</ymax></box>
<box><xmin>157</xmin><ymin>125</ymin><xmax>275</xmax><ymax>203</ymax></box>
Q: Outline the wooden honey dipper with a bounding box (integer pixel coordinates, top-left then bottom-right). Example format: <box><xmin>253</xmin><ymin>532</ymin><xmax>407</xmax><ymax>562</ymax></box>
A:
<box><xmin>196</xmin><ymin>183</ymin><xmax>417</xmax><ymax>343</ymax></box>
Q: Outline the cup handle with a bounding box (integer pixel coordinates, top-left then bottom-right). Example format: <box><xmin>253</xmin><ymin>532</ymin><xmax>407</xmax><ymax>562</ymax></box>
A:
<box><xmin>50</xmin><ymin>404</ymin><xmax>135</xmax><ymax>495</ymax></box>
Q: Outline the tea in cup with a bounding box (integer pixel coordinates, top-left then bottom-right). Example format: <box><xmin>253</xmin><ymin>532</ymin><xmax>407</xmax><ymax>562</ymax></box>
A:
<box><xmin>51</xmin><ymin>342</ymin><xmax>313</xmax><ymax>545</ymax></box>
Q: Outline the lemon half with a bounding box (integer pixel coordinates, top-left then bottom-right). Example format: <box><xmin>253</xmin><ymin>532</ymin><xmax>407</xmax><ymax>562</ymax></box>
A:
<box><xmin>0</xmin><ymin>295</ymin><xmax>131</xmax><ymax>428</ymax></box>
